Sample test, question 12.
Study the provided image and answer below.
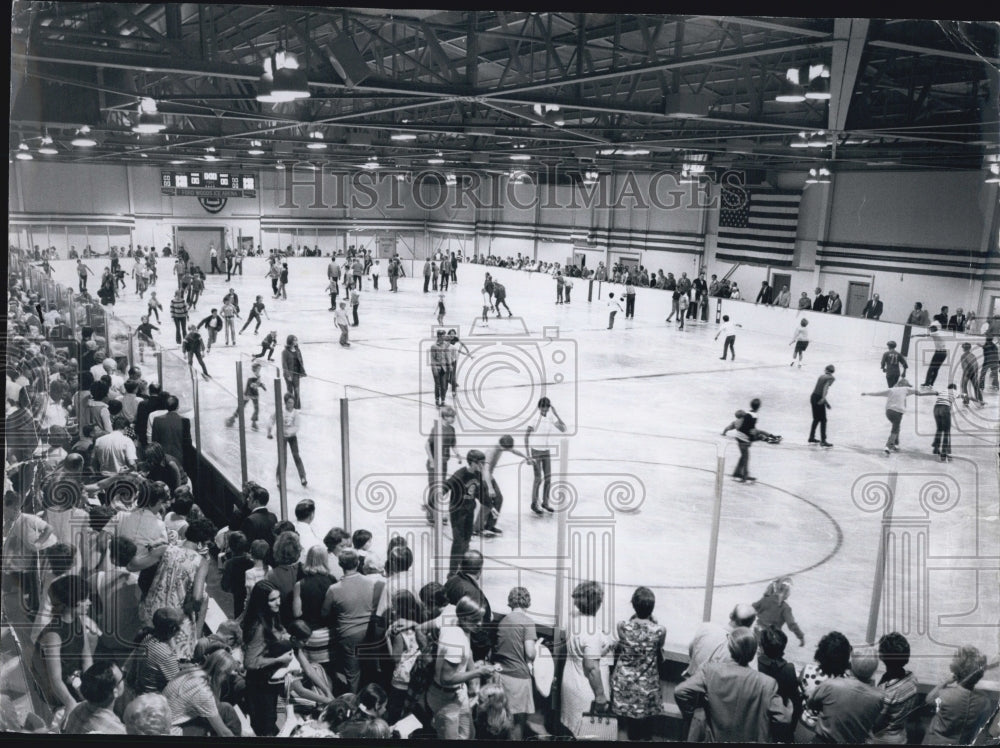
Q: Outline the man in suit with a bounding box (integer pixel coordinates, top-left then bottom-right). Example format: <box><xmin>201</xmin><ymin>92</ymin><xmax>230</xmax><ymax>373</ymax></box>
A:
<box><xmin>135</xmin><ymin>384</ymin><xmax>165</xmax><ymax>448</ymax></box>
<box><xmin>862</xmin><ymin>294</ymin><xmax>884</xmax><ymax>320</ymax></box>
<box><xmin>444</xmin><ymin>550</ymin><xmax>494</xmax><ymax>660</ymax></box>
<box><xmin>239</xmin><ymin>484</ymin><xmax>277</xmax><ymax>545</ymax></box>
<box><xmin>755</xmin><ymin>281</ymin><xmax>774</xmax><ymax>305</ymax></box>
<box><xmin>150</xmin><ymin>395</ymin><xmax>192</xmax><ymax>467</ymax></box>
<box><xmin>812</xmin><ymin>288</ymin><xmax>828</xmax><ymax>312</ymax></box>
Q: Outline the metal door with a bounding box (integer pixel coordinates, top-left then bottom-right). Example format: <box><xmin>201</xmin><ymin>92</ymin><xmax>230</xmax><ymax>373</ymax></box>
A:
<box><xmin>846</xmin><ymin>281</ymin><xmax>871</xmax><ymax>317</ymax></box>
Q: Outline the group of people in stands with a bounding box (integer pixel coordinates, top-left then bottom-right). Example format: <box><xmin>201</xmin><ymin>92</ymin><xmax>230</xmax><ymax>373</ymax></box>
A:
<box><xmin>6</xmin><ymin>249</ymin><xmax>1000</xmax><ymax>741</ymax></box>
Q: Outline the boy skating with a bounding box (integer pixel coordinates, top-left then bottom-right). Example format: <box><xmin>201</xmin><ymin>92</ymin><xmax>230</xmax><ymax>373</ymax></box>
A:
<box><xmin>226</xmin><ymin>361</ymin><xmax>266</xmax><ymax>430</ymax></box>
<box><xmin>790</xmin><ymin>319</ymin><xmax>809</xmax><ymax>367</ymax></box>
<box><xmin>715</xmin><ymin>315</ymin><xmax>741</xmax><ymax>360</ymax></box>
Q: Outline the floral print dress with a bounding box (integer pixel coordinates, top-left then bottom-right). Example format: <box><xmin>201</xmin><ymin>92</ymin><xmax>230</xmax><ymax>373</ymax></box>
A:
<box><xmin>137</xmin><ymin>544</ymin><xmax>203</xmax><ymax>660</ymax></box>
<box><xmin>611</xmin><ymin>616</ymin><xmax>667</xmax><ymax>719</ymax></box>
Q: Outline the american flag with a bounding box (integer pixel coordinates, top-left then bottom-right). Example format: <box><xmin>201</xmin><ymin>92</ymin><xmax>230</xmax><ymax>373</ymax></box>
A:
<box><xmin>716</xmin><ymin>187</ymin><xmax>801</xmax><ymax>267</ymax></box>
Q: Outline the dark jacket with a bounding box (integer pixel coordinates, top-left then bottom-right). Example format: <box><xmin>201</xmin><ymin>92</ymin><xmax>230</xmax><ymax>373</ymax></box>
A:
<box><xmin>240</xmin><ymin>506</ymin><xmax>278</xmax><ymax>546</ymax></box>
<box><xmin>281</xmin><ymin>346</ymin><xmax>306</xmax><ymax>381</ymax></box>
<box><xmin>756</xmin><ymin>286</ymin><xmax>774</xmax><ymax>304</ymax></box>
<box><xmin>150</xmin><ymin>411</ymin><xmax>192</xmax><ymax>465</ymax></box>
<box><xmin>862</xmin><ymin>299</ymin><xmax>884</xmax><ymax>320</ymax></box>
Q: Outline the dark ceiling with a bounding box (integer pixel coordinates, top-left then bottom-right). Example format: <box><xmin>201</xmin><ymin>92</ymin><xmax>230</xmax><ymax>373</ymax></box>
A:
<box><xmin>9</xmin><ymin>6</ymin><xmax>1000</xmax><ymax>178</ymax></box>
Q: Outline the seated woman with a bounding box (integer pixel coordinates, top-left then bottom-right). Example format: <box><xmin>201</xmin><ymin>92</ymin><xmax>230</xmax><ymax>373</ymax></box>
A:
<box><xmin>33</xmin><ymin>574</ymin><xmax>99</xmax><ymax>713</ymax></box>
<box><xmin>161</xmin><ymin>649</ymin><xmax>241</xmax><ymax>736</ymax></box>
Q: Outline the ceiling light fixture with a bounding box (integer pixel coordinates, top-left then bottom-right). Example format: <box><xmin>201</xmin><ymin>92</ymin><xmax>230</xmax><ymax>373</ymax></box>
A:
<box><xmin>805</xmin><ymin>166</ymin><xmax>831</xmax><ymax>185</ymax></box>
<box><xmin>428</xmin><ymin>157</ymin><xmax>445</xmax><ymax>165</ymax></box>
<box><xmin>275</xmin><ymin>161</ymin><xmax>285</xmax><ymax>170</ymax></box>
<box><xmin>807</xmin><ymin>131</ymin><xmax>830</xmax><ymax>148</ymax></box>
<box><xmin>390</xmin><ymin>133</ymin><xmax>417</xmax><ymax>141</ymax></box>
<box><xmin>986</xmin><ymin>163</ymin><xmax>1000</xmax><ymax>184</ymax></box>
<box><xmin>38</xmin><ymin>135</ymin><xmax>58</xmax><ymax>155</ymax></box>
<box><xmin>132</xmin><ymin>97</ymin><xmax>167</xmax><ymax>133</ymax></box>
<box><xmin>71</xmin><ymin>126</ymin><xmax>97</xmax><ymax>147</ymax></box>
<box><xmin>510</xmin><ymin>153</ymin><xmax>531</xmax><ymax>161</ymax></box>
<box><xmin>247</xmin><ymin>139</ymin><xmax>265</xmax><ymax>155</ymax></box>
<box><xmin>306</xmin><ymin>130</ymin><xmax>327</xmax><ymax>149</ymax></box>
<box><xmin>775</xmin><ymin>67</ymin><xmax>807</xmax><ymax>103</ymax></box>
<box><xmin>790</xmin><ymin>132</ymin><xmax>810</xmax><ymax>148</ymax></box>
<box><xmin>170</xmin><ymin>160</ymin><xmax>186</xmax><ymax>165</ymax></box>
<box><xmin>257</xmin><ymin>48</ymin><xmax>310</xmax><ymax>103</ymax></box>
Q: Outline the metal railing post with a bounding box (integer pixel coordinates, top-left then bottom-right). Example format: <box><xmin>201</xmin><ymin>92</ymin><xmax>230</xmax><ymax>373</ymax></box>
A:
<box><xmin>702</xmin><ymin>451</ymin><xmax>726</xmax><ymax>622</ymax></box>
<box><xmin>235</xmin><ymin>362</ymin><xmax>248</xmax><ymax>487</ymax></box>
<box><xmin>340</xmin><ymin>397</ymin><xmax>352</xmax><ymax>530</ymax></box>
<box><xmin>274</xmin><ymin>378</ymin><xmax>288</xmax><ymax>521</ymax></box>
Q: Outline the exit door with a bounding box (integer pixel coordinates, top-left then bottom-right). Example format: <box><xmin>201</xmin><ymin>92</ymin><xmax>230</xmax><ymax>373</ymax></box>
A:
<box><xmin>175</xmin><ymin>227</ymin><xmax>225</xmax><ymax>269</ymax></box>
<box><xmin>846</xmin><ymin>281</ymin><xmax>871</xmax><ymax>317</ymax></box>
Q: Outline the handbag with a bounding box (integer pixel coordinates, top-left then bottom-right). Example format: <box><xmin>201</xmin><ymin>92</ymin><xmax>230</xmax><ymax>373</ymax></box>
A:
<box><xmin>578</xmin><ymin>701</ymin><xmax>618</xmax><ymax>741</ymax></box>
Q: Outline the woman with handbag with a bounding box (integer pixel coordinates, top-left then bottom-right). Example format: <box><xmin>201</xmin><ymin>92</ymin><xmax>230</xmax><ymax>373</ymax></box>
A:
<box><xmin>136</xmin><ymin>517</ymin><xmax>216</xmax><ymax>661</ymax></box>
<box><xmin>560</xmin><ymin>581</ymin><xmax>617</xmax><ymax>738</ymax></box>
<box><xmin>242</xmin><ymin>580</ymin><xmax>295</xmax><ymax>736</ymax></box>
<box><xmin>612</xmin><ymin>586</ymin><xmax>667</xmax><ymax>740</ymax></box>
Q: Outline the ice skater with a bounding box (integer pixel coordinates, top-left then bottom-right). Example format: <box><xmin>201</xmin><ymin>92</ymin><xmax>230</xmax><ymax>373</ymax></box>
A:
<box><xmin>252</xmin><ymin>330</ymin><xmax>278</xmax><ymax>361</ymax></box>
<box><xmin>931</xmin><ymin>384</ymin><xmax>957</xmax><ymax>461</ymax></box>
<box><xmin>676</xmin><ymin>293</ymin><xmax>689</xmax><ymax>330</ymax></box>
<box><xmin>958</xmin><ymin>342</ymin><xmax>985</xmax><ymax>407</ymax></box>
<box><xmin>481</xmin><ymin>286</ymin><xmax>492</xmax><ymax>324</ymax></box>
<box><xmin>429</xmin><ymin>329</ymin><xmax>451</xmax><ymax>407</ymax></box>
<box><xmin>721</xmin><ymin>398</ymin><xmax>776</xmax><ymax>483</ymax></box>
<box><xmin>880</xmin><ymin>341</ymin><xmax>908</xmax><ymax>387</ymax></box>
<box><xmin>350</xmin><ymin>287</ymin><xmax>360</xmax><ymax>327</ymax></box>
<box><xmin>524</xmin><ymin>397</ymin><xmax>566</xmax><ymax>515</ymax></box>
<box><xmin>267</xmin><ymin>393</ymin><xmax>308</xmax><ymax>488</ymax></box>
<box><xmin>240</xmin><ymin>295</ymin><xmax>269</xmax><ymax>335</ymax></box>
<box><xmin>607</xmin><ymin>292</ymin><xmax>623</xmax><ymax>329</ymax></box>
<box><xmin>790</xmin><ymin>319</ymin><xmax>809</xmax><ymax>367</ymax></box>
<box><xmin>493</xmin><ymin>281</ymin><xmax>512</xmax><ymax>317</ymax></box>
<box><xmin>226</xmin><ymin>361</ymin><xmax>266</xmax><ymax>431</ymax></box>
<box><xmin>808</xmin><ymin>365</ymin><xmax>836</xmax><ymax>447</ymax></box>
<box><xmin>862</xmin><ymin>378</ymin><xmax>937</xmax><ymax>455</ymax></box>
<box><xmin>715</xmin><ymin>315</ymin><xmax>741</xmax><ymax>360</ymax></box>
<box><xmin>980</xmin><ymin>336</ymin><xmax>999</xmax><ymax>391</ymax></box>
<box><xmin>134</xmin><ymin>315</ymin><xmax>159</xmax><ymax>363</ymax></box>
<box><xmin>182</xmin><ymin>329</ymin><xmax>210</xmax><ymax>379</ymax></box>
<box><xmin>196</xmin><ymin>307</ymin><xmax>224</xmax><ymax>352</ymax></box>
<box><xmin>221</xmin><ymin>296</ymin><xmax>240</xmax><ymax>345</ymax></box>
<box><xmin>447</xmin><ymin>329</ymin><xmax>473</xmax><ymax>397</ymax></box>
<box><xmin>147</xmin><ymin>291</ymin><xmax>162</xmax><ymax>324</ymax></box>
<box><xmin>334</xmin><ymin>301</ymin><xmax>351</xmax><ymax>348</ymax></box>
<box><xmin>424</xmin><ymin>405</ymin><xmax>460</xmax><ymax>524</ymax></box>
<box><xmin>435</xmin><ymin>293</ymin><xmax>446</xmax><ymax>326</ymax></box>
<box><xmin>476</xmin><ymin>434</ymin><xmax>531</xmax><ymax>537</ymax></box>
<box><xmin>914</xmin><ymin>325</ymin><xmax>947</xmax><ymax>388</ymax></box>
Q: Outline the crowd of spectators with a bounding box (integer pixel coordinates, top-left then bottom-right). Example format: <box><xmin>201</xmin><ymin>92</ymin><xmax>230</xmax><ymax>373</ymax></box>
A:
<box><xmin>5</xmin><ymin>248</ymin><xmax>999</xmax><ymax>741</ymax></box>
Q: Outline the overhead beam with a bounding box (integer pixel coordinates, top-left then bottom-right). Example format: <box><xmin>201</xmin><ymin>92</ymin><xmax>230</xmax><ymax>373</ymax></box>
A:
<box><xmin>828</xmin><ymin>18</ymin><xmax>870</xmax><ymax>134</ymax></box>
<box><xmin>868</xmin><ymin>39</ymin><xmax>1000</xmax><ymax>66</ymax></box>
<box><xmin>709</xmin><ymin>16</ymin><xmax>831</xmax><ymax>39</ymax></box>
<box><xmin>483</xmin><ymin>40</ymin><xmax>832</xmax><ymax>97</ymax></box>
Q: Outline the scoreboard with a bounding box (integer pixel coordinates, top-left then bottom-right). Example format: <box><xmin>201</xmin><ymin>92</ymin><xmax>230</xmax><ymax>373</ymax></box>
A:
<box><xmin>161</xmin><ymin>171</ymin><xmax>257</xmax><ymax>198</ymax></box>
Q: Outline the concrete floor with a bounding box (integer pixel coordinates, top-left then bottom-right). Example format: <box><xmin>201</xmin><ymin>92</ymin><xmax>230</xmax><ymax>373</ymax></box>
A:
<box><xmin>44</xmin><ymin>257</ymin><xmax>999</xmax><ymax>684</ymax></box>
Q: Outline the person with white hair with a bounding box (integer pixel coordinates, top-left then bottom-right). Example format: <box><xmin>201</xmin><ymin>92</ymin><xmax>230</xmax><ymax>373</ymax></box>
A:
<box><xmin>675</xmin><ymin>627</ymin><xmax>791</xmax><ymax>743</ymax></box>
<box><xmin>123</xmin><ymin>692</ymin><xmax>174</xmax><ymax>735</ymax></box>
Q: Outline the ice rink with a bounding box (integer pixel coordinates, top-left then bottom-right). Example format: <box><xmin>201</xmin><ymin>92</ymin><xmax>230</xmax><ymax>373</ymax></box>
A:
<box><xmin>48</xmin><ymin>256</ymin><xmax>999</xmax><ymax>683</ymax></box>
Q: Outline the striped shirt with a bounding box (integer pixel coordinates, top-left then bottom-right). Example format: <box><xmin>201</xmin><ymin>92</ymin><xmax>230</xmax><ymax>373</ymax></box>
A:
<box><xmin>934</xmin><ymin>390</ymin><xmax>956</xmax><ymax>408</ymax></box>
<box><xmin>169</xmin><ymin>298</ymin><xmax>188</xmax><ymax>318</ymax></box>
